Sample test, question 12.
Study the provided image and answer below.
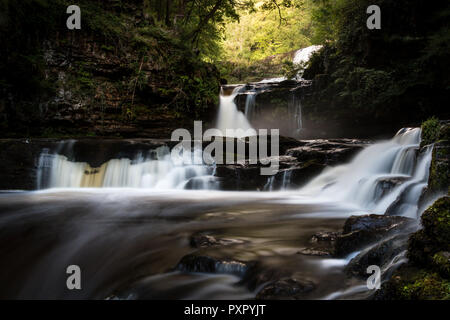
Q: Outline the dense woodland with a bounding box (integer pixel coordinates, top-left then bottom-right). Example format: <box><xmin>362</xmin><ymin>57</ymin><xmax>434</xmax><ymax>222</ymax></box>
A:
<box><xmin>0</xmin><ymin>0</ymin><xmax>449</xmax><ymax>137</ymax></box>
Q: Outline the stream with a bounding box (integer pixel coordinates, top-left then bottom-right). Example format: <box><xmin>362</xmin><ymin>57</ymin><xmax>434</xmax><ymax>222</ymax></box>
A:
<box><xmin>0</xmin><ymin>124</ymin><xmax>432</xmax><ymax>299</ymax></box>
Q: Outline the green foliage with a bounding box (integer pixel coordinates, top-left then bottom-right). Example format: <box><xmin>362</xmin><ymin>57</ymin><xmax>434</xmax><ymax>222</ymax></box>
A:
<box><xmin>421</xmin><ymin>117</ymin><xmax>441</xmax><ymax>146</ymax></box>
<box><xmin>399</xmin><ymin>271</ymin><xmax>450</xmax><ymax>300</ymax></box>
<box><xmin>222</xmin><ymin>0</ymin><xmax>313</xmax><ymax>64</ymax></box>
<box><xmin>281</xmin><ymin>59</ymin><xmax>304</xmax><ymax>79</ymax></box>
<box><xmin>302</xmin><ymin>0</ymin><xmax>450</xmax><ymax>124</ymax></box>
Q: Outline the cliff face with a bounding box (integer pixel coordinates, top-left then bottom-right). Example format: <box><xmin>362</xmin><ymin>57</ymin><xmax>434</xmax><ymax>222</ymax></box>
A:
<box><xmin>0</xmin><ymin>0</ymin><xmax>221</xmax><ymax>138</ymax></box>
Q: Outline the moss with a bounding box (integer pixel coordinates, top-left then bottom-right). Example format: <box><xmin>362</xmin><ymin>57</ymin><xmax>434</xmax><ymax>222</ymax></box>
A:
<box><xmin>380</xmin><ymin>265</ymin><xmax>450</xmax><ymax>300</ymax></box>
<box><xmin>421</xmin><ymin>197</ymin><xmax>450</xmax><ymax>245</ymax></box>
<box><xmin>399</xmin><ymin>271</ymin><xmax>450</xmax><ymax>300</ymax></box>
<box><xmin>421</xmin><ymin>117</ymin><xmax>441</xmax><ymax>146</ymax></box>
<box><xmin>424</xmin><ymin>121</ymin><xmax>450</xmax><ymax>195</ymax></box>
<box><xmin>381</xmin><ymin>197</ymin><xmax>450</xmax><ymax>299</ymax></box>
<box><xmin>432</xmin><ymin>252</ymin><xmax>450</xmax><ymax>277</ymax></box>
<box><xmin>408</xmin><ymin>197</ymin><xmax>450</xmax><ymax>264</ymax></box>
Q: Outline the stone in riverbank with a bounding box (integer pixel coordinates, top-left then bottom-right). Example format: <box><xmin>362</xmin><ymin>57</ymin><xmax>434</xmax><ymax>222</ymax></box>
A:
<box><xmin>190</xmin><ymin>233</ymin><xmax>245</xmax><ymax>248</ymax></box>
<box><xmin>255</xmin><ymin>278</ymin><xmax>316</xmax><ymax>300</ymax></box>
<box><xmin>345</xmin><ymin>233</ymin><xmax>410</xmax><ymax>278</ymax></box>
<box><xmin>334</xmin><ymin>214</ymin><xmax>415</xmax><ymax>257</ymax></box>
<box><xmin>286</xmin><ymin>139</ymin><xmax>369</xmax><ymax>165</ymax></box>
<box><xmin>175</xmin><ymin>254</ymin><xmax>252</xmax><ymax>278</ymax></box>
<box><xmin>173</xmin><ymin>253</ymin><xmax>317</xmax><ymax>299</ymax></box>
<box><xmin>376</xmin><ymin>197</ymin><xmax>450</xmax><ymax>300</ymax></box>
<box><xmin>310</xmin><ymin>231</ymin><xmax>340</xmax><ymax>243</ymax></box>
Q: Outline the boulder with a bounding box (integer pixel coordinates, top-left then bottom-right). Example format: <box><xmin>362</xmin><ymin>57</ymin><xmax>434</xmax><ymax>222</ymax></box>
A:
<box><xmin>175</xmin><ymin>254</ymin><xmax>252</xmax><ymax>278</ymax></box>
<box><xmin>310</xmin><ymin>231</ymin><xmax>340</xmax><ymax>243</ymax></box>
<box><xmin>190</xmin><ymin>233</ymin><xmax>244</xmax><ymax>248</ymax></box>
<box><xmin>335</xmin><ymin>214</ymin><xmax>415</xmax><ymax>257</ymax></box>
<box><xmin>256</xmin><ymin>278</ymin><xmax>316</xmax><ymax>300</ymax></box>
<box><xmin>345</xmin><ymin>233</ymin><xmax>410</xmax><ymax>278</ymax></box>
<box><xmin>286</xmin><ymin>139</ymin><xmax>369</xmax><ymax>166</ymax></box>
<box><xmin>296</xmin><ymin>247</ymin><xmax>331</xmax><ymax>256</ymax></box>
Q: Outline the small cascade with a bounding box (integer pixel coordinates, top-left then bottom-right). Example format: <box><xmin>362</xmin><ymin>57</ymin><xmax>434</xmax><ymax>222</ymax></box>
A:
<box><xmin>216</xmin><ymin>86</ymin><xmax>256</xmax><ymax>137</ymax></box>
<box><xmin>37</xmin><ymin>145</ymin><xmax>219</xmax><ymax>190</ymax></box>
<box><xmin>300</xmin><ymin>128</ymin><xmax>433</xmax><ymax>217</ymax></box>
<box><xmin>293</xmin><ymin>45</ymin><xmax>323</xmax><ymax>66</ymax></box>
<box><xmin>263</xmin><ymin>170</ymin><xmax>293</xmax><ymax>191</ymax></box>
<box><xmin>288</xmin><ymin>93</ymin><xmax>302</xmax><ymax>135</ymax></box>
<box><xmin>263</xmin><ymin>176</ymin><xmax>275</xmax><ymax>191</ymax></box>
<box><xmin>244</xmin><ymin>92</ymin><xmax>257</xmax><ymax>121</ymax></box>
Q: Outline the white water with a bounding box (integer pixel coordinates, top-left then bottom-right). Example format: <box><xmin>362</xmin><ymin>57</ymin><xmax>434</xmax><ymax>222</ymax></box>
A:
<box><xmin>37</xmin><ymin>145</ymin><xmax>218</xmax><ymax>190</ymax></box>
<box><xmin>37</xmin><ymin>127</ymin><xmax>433</xmax><ymax>219</ymax></box>
<box><xmin>244</xmin><ymin>92</ymin><xmax>257</xmax><ymax>121</ymax></box>
<box><xmin>293</xmin><ymin>45</ymin><xmax>323</xmax><ymax>65</ymax></box>
<box><xmin>36</xmin><ymin>127</ymin><xmax>433</xmax><ymax>220</ymax></box>
<box><xmin>258</xmin><ymin>45</ymin><xmax>323</xmax><ymax>83</ymax></box>
<box><xmin>216</xmin><ymin>86</ymin><xmax>256</xmax><ymax>137</ymax></box>
<box><xmin>299</xmin><ymin>128</ymin><xmax>432</xmax><ymax>217</ymax></box>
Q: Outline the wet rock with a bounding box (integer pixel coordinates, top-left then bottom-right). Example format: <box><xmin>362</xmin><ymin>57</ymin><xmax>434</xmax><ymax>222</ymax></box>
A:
<box><xmin>286</xmin><ymin>139</ymin><xmax>369</xmax><ymax>166</ymax></box>
<box><xmin>335</xmin><ymin>214</ymin><xmax>415</xmax><ymax>257</ymax></box>
<box><xmin>345</xmin><ymin>233</ymin><xmax>410</xmax><ymax>278</ymax></box>
<box><xmin>432</xmin><ymin>251</ymin><xmax>450</xmax><ymax>277</ymax></box>
<box><xmin>255</xmin><ymin>278</ymin><xmax>316</xmax><ymax>300</ymax></box>
<box><xmin>175</xmin><ymin>254</ymin><xmax>252</xmax><ymax>278</ymax></box>
<box><xmin>407</xmin><ymin>197</ymin><xmax>450</xmax><ymax>266</ymax></box>
<box><xmin>190</xmin><ymin>233</ymin><xmax>244</xmax><ymax>248</ymax></box>
<box><xmin>375</xmin><ymin>176</ymin><xmax>410</xmax><ymax>202</ymax></box>
<box><xmin>241</xmin><ymin>264</ymin><xmax>288</xmax><ymax>291</ymax></box>
<box><xmin>376</xmin><ymin>264</ymin><xmax>450</xmax><ymax>300</ymax></box>
<box><xmin>296</xmin><ymin>247</ymin><xmax>331</xmax><ymax>256</ymax></box>
<box><xmin>311</xmin><ymin>231</ymin><xmax>340</xmax><ymax>243</ymax></box>
<box><xmin>377</xmin><ymin>197</ymin><xmax>450</xmax><ymax>300</ymax></box>
<box><xmin>215</xmin><ymin>156</ymin><xmax>325</xmax><ymax>191</ymax></box>
<box><xmin>421</xmin><ymin>121</ymin><xmax>449</xmax><ymax>202</ymax></box>
<box><xmin>342</xmin><ymin>214</ymin><xmax>414</xmax><ymax>234</ymax></box>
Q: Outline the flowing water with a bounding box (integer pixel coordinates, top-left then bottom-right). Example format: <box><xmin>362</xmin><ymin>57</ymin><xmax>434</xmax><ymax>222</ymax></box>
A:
<box><xmin>216</xmin><ymin>87</ymin><xmax>256</xmax><ymax>137</ymax></box>
<box><xmin>0</xmin><ymin>127</ymin><xmax>433</xmax><ymax>299</ymax></box>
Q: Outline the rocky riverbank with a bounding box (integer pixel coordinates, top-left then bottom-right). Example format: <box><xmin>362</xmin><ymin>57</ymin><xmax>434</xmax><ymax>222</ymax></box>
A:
<box><xmin>375</xmin><ymin>121</ymin><xmax>450</xmax><ymax>300</ymax></box>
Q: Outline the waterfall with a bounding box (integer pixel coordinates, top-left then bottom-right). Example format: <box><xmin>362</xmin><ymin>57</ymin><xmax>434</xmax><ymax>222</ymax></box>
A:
<box><xmin>244</xmin><ymin>92</ymin><xmax>256</xmax><ymax>121</ymax></box>
<box><xmin>299</xmin><ymin>128</ymin><xmax>433</xmax><ymax>217</ymax></box>
<box><xmin>216</xmin><ymin>86</ymin><xmax>256</xmax><ymax>137</ymax></box>
<box><xmin>37</xmin><ymin>145</ymin><xmax>219</xmax><ymax>190</ymax></box>
<box><xmin>293</xmin><ymin>45</ymin><xmax>323</xmax><ymax>65</ymax></box>
<box><xmin>288</xmin><ymin>93</ymin><xmax>302</xmax><ymax>135</ymax></box>
<box><xmin>263</xmin><ymin>170</ymin><xmax>293</xmax><ymax>191</ymax></box>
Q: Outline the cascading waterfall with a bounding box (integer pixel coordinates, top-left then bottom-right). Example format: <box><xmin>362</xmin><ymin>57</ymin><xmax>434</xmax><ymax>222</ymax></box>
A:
<box><xmin>226</xmin><ymin>46</ymin><xmax>323</xmax><ymax>136</ymax></box>
<box><xmin>259</xmin><ymin>45</ymin><xmax>323</xmax><ymax>82</ymax></box>
<box><xmin>293</xmin><ymin>45</ymin><xmax>323</xmax><ymax>66</ymax></box>
<box><xmin>288</xmin><ymin>93</ymin><xmax>302</xmax><ymax>134</ymax></box>
<box><xmin>299</xmin><ymin>128</ymin><xmax>432</xmax><ymax>218</ymax></box>
<box><xmin>217</xmin><ymin>86</ymin><xmax>256</xmax><ymax>137</ymax></box>
<box><xmin>244</xmin><ymin>92</ymin><xmax>257</xmax><ymax>121</ymax></box>
<box><xmin>37</xmin><ymin>145</ymin><xmax>219</xmax><ymax>190</ymax></box>
<box><xmin>264</xmin><ymin>170</ymin><xmax>293</xmax><ymax>191</ymax></box>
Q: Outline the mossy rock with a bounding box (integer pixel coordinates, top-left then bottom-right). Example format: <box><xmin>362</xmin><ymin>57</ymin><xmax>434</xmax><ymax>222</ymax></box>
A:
<box><xmin>422</xmin><ymin>120</ymin><xmax>449</xmax><ymax>195</ymax></box>
<box><xmin>432</xmin><ymin>252</ymin><xmax>450</xmax><ymax>277</ymax></box>
<box><xmin>421</xmin><ymin>117</ymin><xmax>440</xmax><ymax>146</ymax></box>
<box><xmin>427</xmin><ymin>136</ymin><xmax>450</xmax><ymax>196</ymax></box>
<box><xmin>408</xmin><ymin>197</ymin><xmax>450</xmax><ymax>265</ymax></box>
<box><xmin>421</xmin><ymin>197</ymin><xmax>450</xmax><ymax>245</ymax></box>
<box><xmin>378</xmin><ymin>265</ymin><xmax>450</xmax><ymax>300</ymax></box>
